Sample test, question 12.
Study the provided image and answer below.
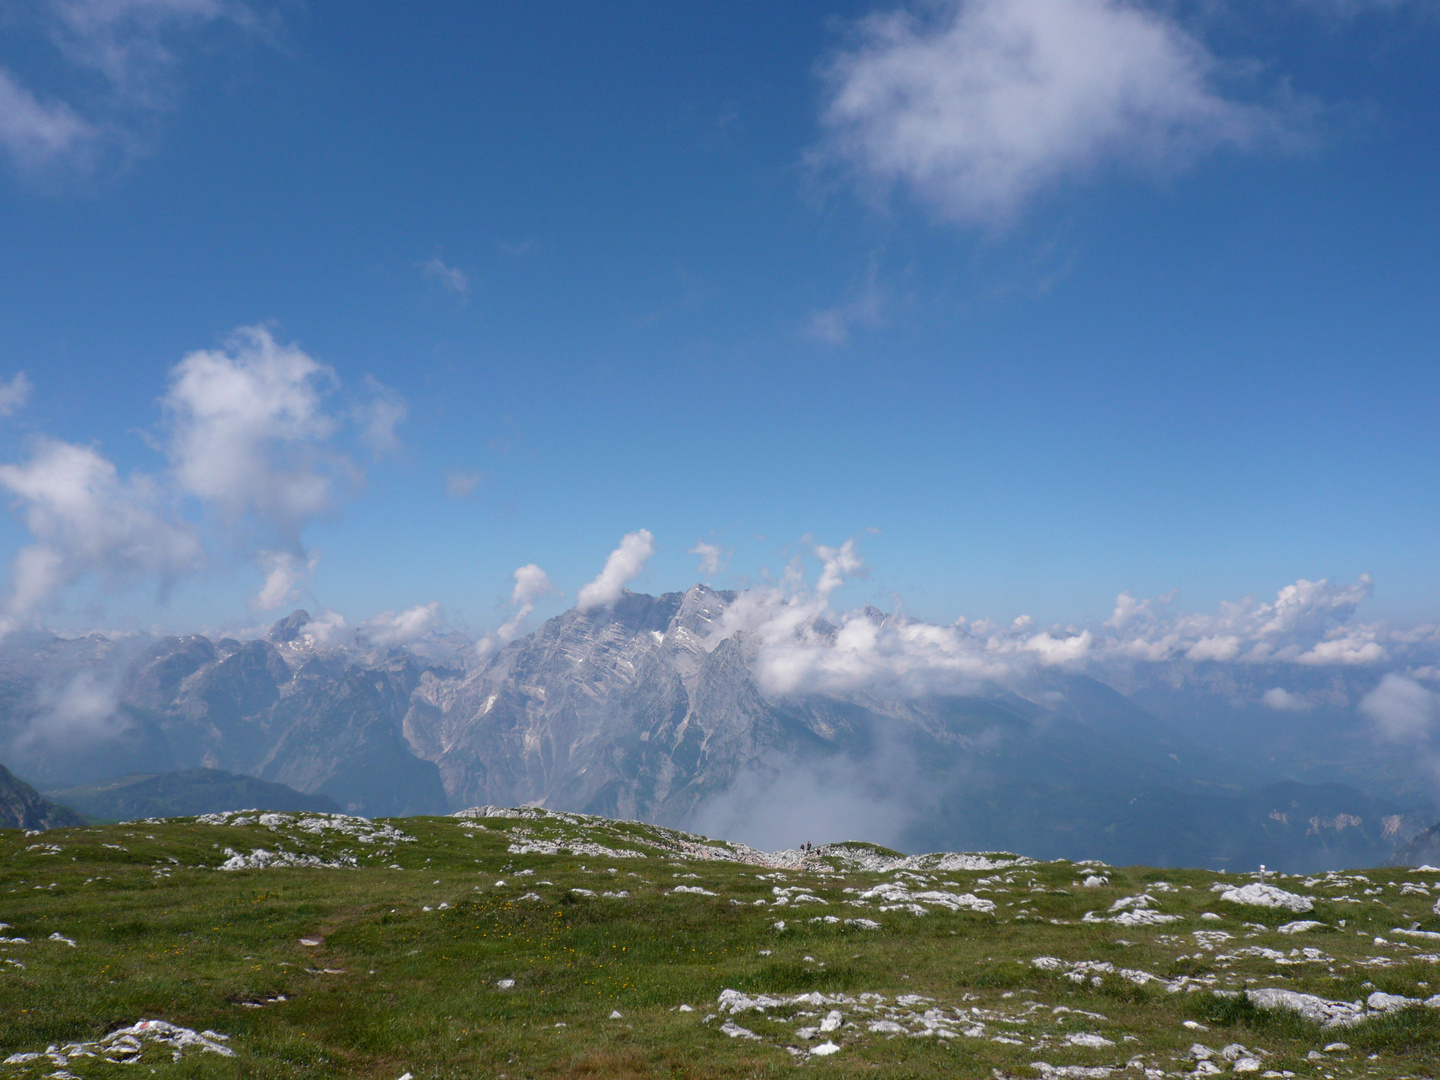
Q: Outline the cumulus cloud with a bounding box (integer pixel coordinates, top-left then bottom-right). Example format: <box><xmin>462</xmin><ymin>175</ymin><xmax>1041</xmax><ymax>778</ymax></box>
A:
<box><xmin>362</xmin><ymin>601</ymin><xmax>441</xmax><ymax>647</ymax></box>
<box><xmin>576</xmin><ymin>529</ymin><xmax>655</xmax><ymax>613</ymax></box>
<box><xmin>0</xmin><ymin>437</ymin><xmax>202</xmax><ymax>627</ymax></box>
<box><xmin>817</xmin><ymin>0</ymin><xmax>1302</xmax><ymax>223</ymax></box>
<box><xmin>163</xmin><ymin>325</ymin><xmax>344</xmax><ymax>531</ymax></box>
<box><xmin>253</xmin><ymin>548</ymin><xmax>317</xmax><ymax>611</ymax></box>
<box><xmin>0</xmin><ymin>372</ymin><xmax>33</xmax><ymax>417</ymax></box>
<box><xmin>682</xmin><ymin>537</ymin><xmax>1394</xmax><ymax>702</ymax></box>
<box><xmin>696</xmin><ymin>535</ymin><xmax>1025</xmax><ymax>698</ymax></box>
<box><xmin>0</xmin><ymin>325</ymin><xmax>396</xmax><ymax>629</ymax></box>
<box><xmin>1101</xmin><ymin>575</ymin><xmax>1381</xmax><ymax>666</ymax></box>
<box><xmin>161</xmin><ymin>326</ymin><xmax>399</xmax><ymax>603</ymax></box>
<box><xmin>498</xmin><ymin>563</ymin><xmax>555</xmax><ymax>643</ymax></box>
<box><xmin>421</xmin><ymin>258</ymin><xmax>470</xmax><ymax>297</ymax></box>
<box><xmin>688</xmin><ymin>539</ymin><xmax>727</xmax><ymax>578</ymax></box>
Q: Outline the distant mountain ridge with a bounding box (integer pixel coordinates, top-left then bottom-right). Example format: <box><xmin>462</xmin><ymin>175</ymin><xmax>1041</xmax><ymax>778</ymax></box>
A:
<box><xmin>0</xmin><ymin>585</ymin><xmax>1429</xmax><ymax>869</ymax></box>
<box><xmin>44</xmin><ymin>768</ymin><xmax>340</xmax><ymax>822</ymax></box>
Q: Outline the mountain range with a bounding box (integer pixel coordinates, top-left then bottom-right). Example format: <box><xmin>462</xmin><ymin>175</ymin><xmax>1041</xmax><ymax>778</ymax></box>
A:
<box><xmin>43</xmin><ymin>767</ymin><xmax>339</xmax><ymax>822</ymax></box>
<box><xmin>0</xmin><ymin>585</ymin><xmax>1431</xmax><ymax>871</ymax></box>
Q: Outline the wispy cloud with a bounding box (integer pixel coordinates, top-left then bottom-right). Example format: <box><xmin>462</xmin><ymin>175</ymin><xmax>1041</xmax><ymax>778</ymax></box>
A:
<box><xmin>805</xmin><ymin>270</ymin><xmax>886</xmax><ymax>345</ymax></box>
<box><xmin>816</xmin><ymin>0</ymin><xmax>1309</xmax><ymax>225</ymax></box>
<box><xmin>495</xmin><ymin>238</ymin><xmax>542</xmax><ymax>258</ymax></box>
<box><xmin>21</xmin><ymin>669</ymin><xmax>126</xmax><ymax>750</ymax></box>
<box><xmin>0</xmin><ymin>70</ymin><xmax>99</xmax><ymax>176</ymax></box>
<box><xmin>356</xmin><ymin>375</ymin><xmax>407</xmax><ymax>456</ymax></box>
<box><xmin>253</xmin><ymin>548</ymin><xmax>317</xmax><ymax>611</ymax></box>
<box><xmin>0</xmin><ymin>0</ymin><xmax>273</xmax><ymax>181</ymax></box>
<box><xmin>1362</xmin><ymin>673</ymin><xmax>1440</xmax><ymax>743</ymax></box>
<box><xmin>421</xmin><ymin>257</ymin><xmax>470</xmax><ymax>298</ymax></box>
<box><xmin>688</xmin><ymin>539</ymin><xmax>728</xmax><ymax>578</ymax></box>
<box><xmin>498</xmin><ymin>563</ymin><xmax>556</xmax><ymax>642</ymax></box>
<box><xmin>444</xmin><ymin>468</ymin><xmax>483</xmax><ymax>499</ymax></box>
<box><xmin>0</xmin><ymin>373</ymin><xmax>33</xmax><ymax>417</ymax></box>
<box><xmin>1360</xmin><ymin>672</ymin><xmax>1440</xmax><ymax>781</ymax></box>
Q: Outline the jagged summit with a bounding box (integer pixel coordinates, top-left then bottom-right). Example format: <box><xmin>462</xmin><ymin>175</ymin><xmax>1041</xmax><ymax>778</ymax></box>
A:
<box><xmin>268</xmin><ymin>610</ymin><xmax>312</xmax><ymax>644</ymax></box>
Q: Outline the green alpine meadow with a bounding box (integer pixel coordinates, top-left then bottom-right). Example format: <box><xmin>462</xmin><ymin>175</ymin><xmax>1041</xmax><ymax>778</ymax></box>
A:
<box><xmin>4</xmin><ymin>808</ymin><xmax>1440</xmax><ymax>1079</ymax></box>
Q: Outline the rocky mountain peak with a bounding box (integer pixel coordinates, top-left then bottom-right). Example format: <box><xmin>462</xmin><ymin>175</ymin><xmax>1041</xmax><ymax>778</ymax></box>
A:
<box><xmin>268</xmin><ymin>610</ymin><xmax>312</xmax><ymax>644</ymax></box>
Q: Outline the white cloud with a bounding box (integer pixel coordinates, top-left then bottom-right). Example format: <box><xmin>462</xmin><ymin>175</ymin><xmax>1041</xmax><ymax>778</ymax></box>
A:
<box><xmin>49</xmin><ymin>0</ymin><xmax>246</xmax><ymax>103</ymax></box>
<box><xmin>362</xmin><ymin>601</ymin><xmax>441</xmax><ymax>647</ymax></box>
<box><xmin>0</xmin><ymin>372</ymin><xmax>33</xmax><ymax>417</ymax></box>
<box><xmin>445</xmin><ymin>468</ymin><xmax>483</xmax><ymax>499</ymax></box>
<box><xmin>1262</xmin><ymin>687</ymin><xmax>1312</xmax><ymax>712</ymax></box>
<box><xmin>1024</xmin><ymin>628</ymin><xmax>1093</xmax><ymax>666</ymax></box>
<box><xmin>1097</xmin><ymin>575</ymin><xmax>1382</xmax><ymax>666</ymax></box>
<box><xmin>511</xmin><ymin>563</ymin><xmax>554</xmax><ymax>608</ymax></box>
<box><xmin>689</xmin><ymin>541</ymin><xmax>1400</xmax><ymax>702</ymax></box>
<box><xmin>814</xmin><ymin>537</ymin><xmax>864</xmax><ymax>597</ymax></box>
<box><xmin>0</xmin><ymin>437</ymin><xmax>202</xmax><ymax>627</ymax></box>
<box><xmin>688</xmin><ymin>540</ymin><xmax>727</xmax><ymax>578</ymax></box>
<box><xmin>421</xmin><ymin>258</ymin><xmax>470</xmax><ymax>298</ymax></box>
<box><xmin>696</xmin><ymin>535</ymin><xmax>1016</xmax><ymax>697</ymax></box>
<box><xmin>818</xmin><ymin>0</ymin><xmax>1300</xmax><ymax>223</ymax></box>
<box><xmin>0</xmin><ymin>325</ymin><xmax>397</xmax><ymax>628</ymax></box>
<box><xmin>576</xmin><ymin>529</ymin><xmax>655</xmax><ymax>613</ymax></box>
<box><xmin>1186</xmin><ymin>634</ymin><xmax>1242</xmax><ymax>662</ymax></box>
<box><xmin>1360</xmin><ymin>673</ymin><xmax>1440</xmax><ymax>743</ymax></box>
<box><xmin>163</xmin><ymin>325</ymin><xmax>345</xmax><ymax>537</ymax></box>
<box><xmin>253</xmin><ymin>548</ymin><xmax>317</xmax><ymax>611</ymax></box>
<box><xmin>497</xmin><ymin>563</ymin><xmax>555</xmax><ymax>642</ymax></box>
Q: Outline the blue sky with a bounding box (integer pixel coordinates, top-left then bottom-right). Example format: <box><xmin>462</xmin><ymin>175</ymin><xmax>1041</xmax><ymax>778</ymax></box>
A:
<box><xmin>0</xmin><ymin>0</ymin><xmax>1436</xmax><ymax>639</ymax></box>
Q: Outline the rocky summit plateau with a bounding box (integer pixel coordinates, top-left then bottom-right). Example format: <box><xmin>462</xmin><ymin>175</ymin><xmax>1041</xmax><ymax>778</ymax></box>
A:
<box><xmin>0</xmin><ymin>586</ymin><xmax>1431</xmax><ymax>872</ymax></box>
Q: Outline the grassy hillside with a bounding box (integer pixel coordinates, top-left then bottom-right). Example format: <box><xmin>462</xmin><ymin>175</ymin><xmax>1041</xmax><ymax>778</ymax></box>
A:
<box><xmin>3</xmin><ymin>808</ymin><xmax>1440</xmax><ymax>1078</ymax></box>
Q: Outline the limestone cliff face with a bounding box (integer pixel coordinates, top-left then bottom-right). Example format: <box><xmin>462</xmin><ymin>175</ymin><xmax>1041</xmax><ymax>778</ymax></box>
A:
<box><xmin>0</xmin><ymin>761</ymin><xmax>84</xmax><ymax>830</ymax></box>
